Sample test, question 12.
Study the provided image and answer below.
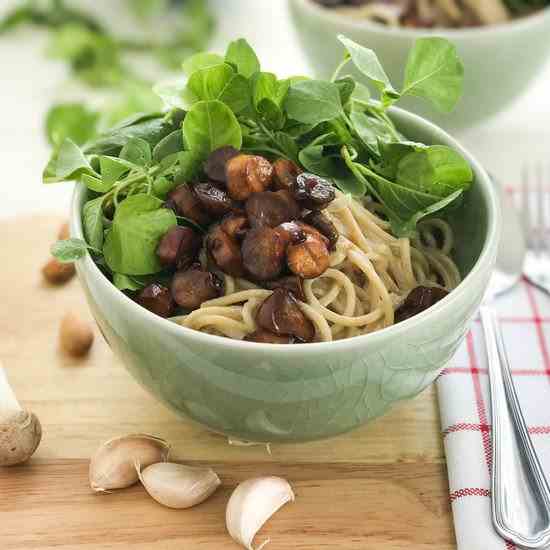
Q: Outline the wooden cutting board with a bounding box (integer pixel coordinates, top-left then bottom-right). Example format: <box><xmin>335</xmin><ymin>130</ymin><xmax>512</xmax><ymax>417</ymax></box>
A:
<box><xmin>0</xmin><ymin>214</ymin><xmax>455</xmax><ymax>549</ymax></box>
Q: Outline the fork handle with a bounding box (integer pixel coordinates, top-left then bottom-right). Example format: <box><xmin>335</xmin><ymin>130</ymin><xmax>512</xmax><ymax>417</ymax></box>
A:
<box><xmin>480</xmin><ymin>306</ymin><xmax>550</xmax><ymax>548</ymax></box>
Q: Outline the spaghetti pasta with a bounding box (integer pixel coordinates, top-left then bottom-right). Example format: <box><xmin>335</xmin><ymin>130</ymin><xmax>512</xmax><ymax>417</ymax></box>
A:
<box><xmin>175</xmin><ymin>192</ymin><xmax>461</xmax><ymax>342</ymax></box>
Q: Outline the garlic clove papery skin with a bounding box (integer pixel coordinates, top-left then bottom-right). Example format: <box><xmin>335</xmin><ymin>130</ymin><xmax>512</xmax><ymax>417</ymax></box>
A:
<box><xmin>226</xmin><ymin>476</ymin><xmax>295</xmax><ymax>550</ymax></box>
<box><xmin>0</xmin><ymin>411</ymin><xmax>42</xmax><ymax>466</ymax></box>
<box><xmin>89</xmin><ymin>434</ymin><xmax>170</xmax><ymax>492</ymax></box>
<box><xmin>138</xmin><ymin>462</ymin><xmax>221</xmax><ymax>509</ymax></box>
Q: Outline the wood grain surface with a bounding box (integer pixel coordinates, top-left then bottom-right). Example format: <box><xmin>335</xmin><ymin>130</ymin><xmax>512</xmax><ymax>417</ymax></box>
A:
<box><xmin>0</xmin><ymin>214</ymin><xmax>455</xmax><ymax>549</ymax></box>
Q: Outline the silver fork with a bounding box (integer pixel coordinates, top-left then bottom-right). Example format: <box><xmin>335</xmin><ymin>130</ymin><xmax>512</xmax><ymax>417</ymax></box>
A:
<box><xmin>522</xmin><ymin>165</ymin><xmax>550</xmax><ymax>294</ymax></box>
<box><xmin>479</xmin><ymin>171</ymin><xmax>550</xmax><ymax>548</ymax></box>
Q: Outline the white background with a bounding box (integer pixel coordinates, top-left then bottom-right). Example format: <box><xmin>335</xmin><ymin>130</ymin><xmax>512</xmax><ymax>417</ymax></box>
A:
<box><xmin>1</xmin><ymin>0</ymin><xmax>550</xmax><ymax>220</ymax></box>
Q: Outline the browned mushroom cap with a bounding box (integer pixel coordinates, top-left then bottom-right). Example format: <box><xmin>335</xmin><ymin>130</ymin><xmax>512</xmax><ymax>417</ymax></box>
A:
<box><xmin>194</xmin><ymin>182</ymin><xmax>236</xmax><ymax>218</ymax></box>
<box><xmin>206</xmin><ymin>224</ymin><xmax>245</xmax><ymax>277</ymax></box>
<box><xmin>264</xmin><ymin>275</ymin><xmax>305</xmax><ymax>302</ymax></box>
<box><xmin>167</xmin><ymin>184</ymin><xmax>210</xmax><ymax>226</ymax></box>
<box><xmin>136</xmin><ymin>284</ymin><xmax>175</xmax><ymax>318</ymax></box>
<box><xmin>226</xmin><ymin>154</ymin><xmax>274</xmax><ymax>201</ymax></box>
<box><xmin>256</xmin><ymin>288</ymin><xmax>315</xmax><ymax>342</ymax></box>
<box><xmin>287</xmin><ymin>223</ymin><xmax>331</xmax><ymax>279</ymax></box>
<box><xmin>273</xmin><ymin>158</ymin><xmax>302</xmax><ymax>191</ymax></box>
<box><xmin>241</xmin><ymin>226</ymin><xmax>288</xmax><ymax>281</ymax></box>
<box><xmin>156</xmin><ymin>226</ymin><xmax>201</xmax><ymax>270</ymax></box>
<box><xmin>171</xmin><ymin>264</ymin><xmax>224</xmax><ymax>310</ymax></box>
<box><xmin>245</xmin><ymin>190</ymin><xmax>300</xmax><ymax>228</ymax></box>
<box><xmin>204</xmin><ymin>146</ymin><xmax>240</xmax><ymax>183</ymax></box>
<box><xmin>244</xmin><ymin>329</ymin><xmax>295</xmax><ymax>344</ymax></box>
<box><xmin>303</xmin><ymin>210</ymin><xmax>339</xmax><ymax>250</ymax></box>
<box><xmin>221</xmin><ymin>213</ymin><xmax>249</xmax><ymax>241</ymax></box>
<box><xmin>395</xmin><ymin>286</ymin><xmax>449</xmax><ymax>324</ymax></box>
<box><xmin>275</xmin><ymin>221</ymin><xmax>307</xmax><ymax>244</ymax></box>
<box><xmin>293</xmin><ymin>173</ymin><xmax>336</xmax><ymax>210</ymax></box>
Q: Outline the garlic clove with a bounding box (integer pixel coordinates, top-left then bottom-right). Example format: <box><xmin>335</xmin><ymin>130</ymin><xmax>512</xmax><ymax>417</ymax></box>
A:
<box><xmin>89</xmin><ymin>434</ymin><xmax>170</xmax><ymax>492</ymax></box>
<box><xmin>137</xmin><ymin>462</ymin><xmax>221</xmax><ymax>509</ymax></box>
<box><xmin>226</xmin><ymin>476</ymin><xmax>294</xmax><ymax>550</ymax></box>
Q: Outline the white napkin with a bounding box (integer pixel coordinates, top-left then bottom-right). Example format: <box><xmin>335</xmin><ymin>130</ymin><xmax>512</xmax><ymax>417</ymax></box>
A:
<box><xmin>437</xmin><ymin>279</ymin><xmax>550</xmax><ymax>550</ymax></box>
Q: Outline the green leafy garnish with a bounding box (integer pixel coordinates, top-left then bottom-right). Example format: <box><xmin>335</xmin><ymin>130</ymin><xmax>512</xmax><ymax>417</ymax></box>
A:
<box><xmin>401</xmin><ymin>38</ymin><xmax>464</xmax><ymax>113</ymax></box>
<box><xmin>46</xmin><ymin>103</ymin><xmax>99</xmax><ymax>146</ymax></box>
<box><xmin>183</xmin><ymin>100</ymin><xmax>243</xmax><ymax>156</ymax></box>
<box><xmin>103</xmin><ymin>194</ymin><xmax>177</xmax><ymax>275</ymax></box>
<box><xmin>43</xmin><ymin>138</ymin><xmax>98</xmax><ymax>183</ymax></box>
<box><xmin>285</xmin><ymin>80</ymin><xmax>343</xmax><ymax>125</ymax></box>
<box><xmin>225</xmin><ymin>38</ymin><xmax>261</xmax><ymax>78</ymax></box>
<box><xmin>51</xmin><ymin>238</ymin><xmax>98</xmax><ymax>262</ymax></box>
<box><xmin>43</xmin><ymin>34</ymin><xmax>473</xmax><ymax>278</ymax></box>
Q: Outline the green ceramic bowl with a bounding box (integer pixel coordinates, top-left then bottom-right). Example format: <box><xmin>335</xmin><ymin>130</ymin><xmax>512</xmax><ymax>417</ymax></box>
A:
<box><xmin>289</xmin><ymin>0</ymin><xmax>550</xmax><ymax>131</ymax></box>
<box><xmin>70</xmin><ymin>107</ymin><xmax>500</xmax><ymax>443</ymax></box>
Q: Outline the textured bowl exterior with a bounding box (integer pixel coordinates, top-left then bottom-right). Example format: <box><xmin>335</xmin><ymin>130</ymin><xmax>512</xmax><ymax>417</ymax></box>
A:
<box><xmin>71</xmin><ymin>108</ymin><xmax>500</xmax><ymax>443</ymax></box>
<box><xmin>289</xmin><ymin>0</ymin><xmax>550</xmax><ymax>131</ymax></box>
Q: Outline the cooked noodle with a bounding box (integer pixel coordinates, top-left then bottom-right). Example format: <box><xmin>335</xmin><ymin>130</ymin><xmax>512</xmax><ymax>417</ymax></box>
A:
<box><xmin>175</xmin><ymin>192</ymin><xmax>461</xmax><ymax>342</ymax></box>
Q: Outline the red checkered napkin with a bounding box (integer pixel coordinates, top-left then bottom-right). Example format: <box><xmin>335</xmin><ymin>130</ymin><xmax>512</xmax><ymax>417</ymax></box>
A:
<box><xmin>437</xmin><ymin>279</ymin><xmax>550</xmax><ymax>550</ymax></box>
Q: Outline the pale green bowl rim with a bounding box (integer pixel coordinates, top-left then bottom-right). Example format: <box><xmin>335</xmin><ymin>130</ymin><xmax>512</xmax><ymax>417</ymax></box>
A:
<box><xmin>291</xmin><ymin>0</ymin><xmax>550</xmax><ymax>38</ymax></box>
<box><xmin>71</xmin><ymin>106</ymin><xmax>500</xmax><ymax>354</ymax></box>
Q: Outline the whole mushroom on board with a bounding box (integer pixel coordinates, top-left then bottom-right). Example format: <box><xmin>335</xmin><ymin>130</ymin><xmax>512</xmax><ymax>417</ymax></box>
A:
<box><xmin>0</xmin><ymin>364</ymin><xmax>42</xmax><ymax>466</ymax></box>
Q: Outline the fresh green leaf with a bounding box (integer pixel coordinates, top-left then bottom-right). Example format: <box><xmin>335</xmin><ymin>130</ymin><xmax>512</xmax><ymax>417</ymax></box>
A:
<box><xmin>153</xmin><ymin>80</ymin><xmax>192</xmax><ymax>110</ymax></box>
<box><xmin>113</xmin><ymin>273</ymin><xmax>147</xmax><ymax>291</ymax></box>
<box><xmin>82</xmin><ymin>173</ymin><xmax>112</xmax><ymax>193</ymax></box>
<box><xmin>390</xmin><ymin>190</ymin><xmax>463</xmax><ymax>237</ymax></box>
<box><xmin>152</xmin><ymin>176</ymin><xmax>175</xmax><ymax>198</ymax></box>
<box><xmin>396</xmin><ymin>145</ymin><xmax>473</xmax><ymax>197</ymax></box>
<box><xmin>273</xmin><ymin>132</ymin><xmax>300</xmax><ymax>164</ymax></box>
<box><xmin>219</xmin><ymin>74</ymin><xmax>252</xmax><ymax>115</ymax></box>
<box><xmin>338</xmin><ymin>35</ymin><xmax>400</xmax><ymax>105</ymax></box>
<box><xmin>299</xmin><ymin>134</ymin><xmax>364</xmax><ymax>195</ymax></box>
<box><xmin>103</xmin><ymin>194</ymin><xmax>177</xmax><ymax>275</ymax></box>
<box><xmin>351</xmin><ymin>82</ymin><xmax>371</xmax><ymax>103</ymax></box>
<box><xmin>120</xmin><ymin>137</ymin><xmax>152</xmax><ymax>166</ymax></box>
<box><xmin>157</xmin><ymin>153</ymin><xmax>180</xmax><ymax>175</ymax></box>
<box><xmin>402</xmin><ymin>37</ymin><xmax>464</xmax><ymax>113</ymax></box>
<box><xmin>152</xmin><ymin>130</ymin><xmax>184</xmax><ymax>162</ymax></box>
<box><xmin>109</xmin><ymin>112</ymin><xmax>165</xmax><ymax>131</ymax></box>
<box><xmin>43</xmin><ymin>139</ymin><xmax>97</xmax><ymax>183</ymax></box>
<box><xmin>250</xmin><ymin>72</ymin><xmax>290</xmax><ymax>129</ymax></box>
<box><xmin>350</xmin><ymin>110</ymin><xmax>398</xmax><ymax>155</ymax></box>
<box><xmin>225</xmin><ymin>38</ymin><xmax>260</xmax><ymax>78</ymax></box>
<box><xmin>182</xmin><ymin>52</ymin><xmax>224</xmax><ymax>77</ymax></box>
<box><xmin>329</xmin><ymin>118</ymin><xmax>353</xmax><ymax>146</ymax></box>
<box><xmin>285</xmin><ymin>80</ymin><xmax>343</xmax><ymax>125</ymax></box>
<box><xmin>85</xmin><ymin>110</ymin><xmax>184</xmax><ymax>156</ymax></box>
<box><xmin>51</xmin><ymin>238</ymin><xmax>93</xmax><ymax>263</ymax></box>
<box><xmin>174</xmin><ymin>150</ymin><xmax>204</xmax><ymax>183</ymax></box>
<box><xmin>187</xmin><ymin>63</ymin><xmax>235</xmax><ymax>102</ymax></box>
<box><xmin>334</xmin><ymin>76</ymin><xmax>356</xmax><ymax>107</ymax></box>
<box><xmin>372</xmin><ymin>141</ymin><xmax>427</xmax><ymax>178</ymax></box>
<box><xmin>369</xmin><ymin>170</ymin><xmax>444</xmax><ymax>222</ymax></box>
<box><xmin>83</xmin><ymin>196</ymin><xmax>105</xmax><ymax>250</ymax></box>
<box><xmin>45</xmin><ymin>103</ymin><xmax>99</xmax><ymax>146</ymax></box>
<box><xmin>183</xmin><ymin>100</ymin><xmax>242</xmax><ymax>157</ymax></box>
<box><xmin>100</xmin><ymin>156</ymin><xmax>131</xmax><ymax>186</ymax></box>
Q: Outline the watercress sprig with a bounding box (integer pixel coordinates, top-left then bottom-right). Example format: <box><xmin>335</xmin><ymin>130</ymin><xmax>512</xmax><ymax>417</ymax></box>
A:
<box><xmin>44</xmin><ymin>35</ymin><xmax>472</xmax><ymax>277</ymax></box>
